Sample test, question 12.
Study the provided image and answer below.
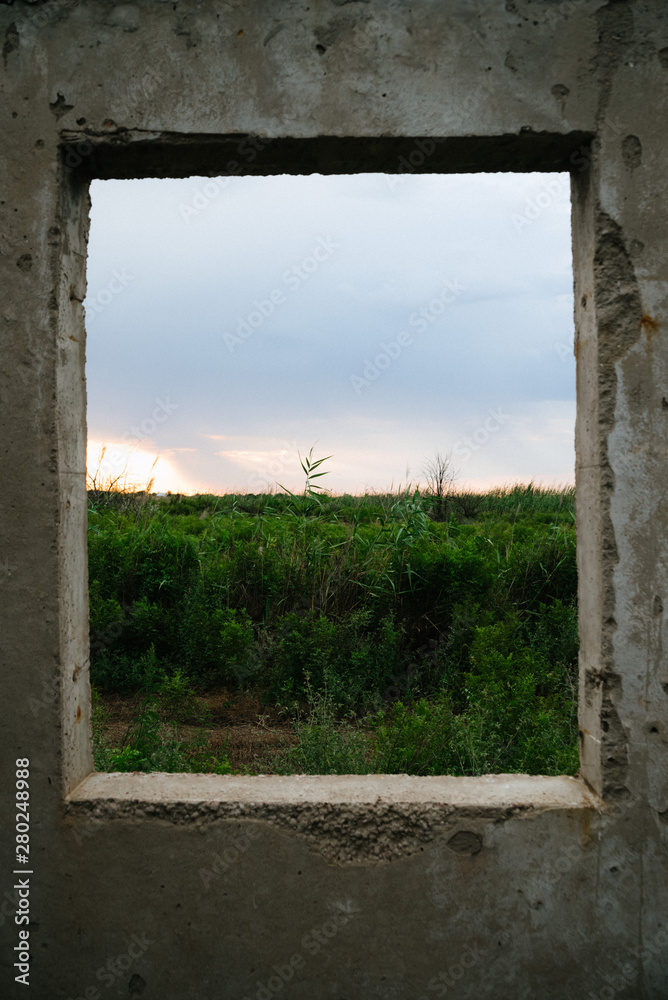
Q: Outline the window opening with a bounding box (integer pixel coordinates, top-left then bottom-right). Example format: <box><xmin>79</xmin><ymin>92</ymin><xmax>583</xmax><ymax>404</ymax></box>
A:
<box><xmin>84</xmin><ymin>172</ymin><xmax>576</xmax><ymax>778</ymax></box>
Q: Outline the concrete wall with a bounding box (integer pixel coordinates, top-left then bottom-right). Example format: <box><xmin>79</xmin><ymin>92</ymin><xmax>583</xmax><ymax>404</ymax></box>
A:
<box><xmin>1</xmin><ymin>1</ymin><xmax>667</xmax><ymax>996</ymax></box>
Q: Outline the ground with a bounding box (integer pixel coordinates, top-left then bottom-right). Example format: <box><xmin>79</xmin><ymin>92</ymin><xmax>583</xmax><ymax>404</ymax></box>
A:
<box><xmin>95</xmin><ymin>689</ymin><xmax>300</xmax><ymax>772</ymax></box>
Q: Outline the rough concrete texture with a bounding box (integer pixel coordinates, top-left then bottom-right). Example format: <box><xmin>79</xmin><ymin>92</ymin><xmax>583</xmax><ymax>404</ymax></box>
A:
<box><xmin>1</xmin><ymin>0</ymin><xmax>667</xmax><ymax>997</ymax></box>
<box><xmin>65</xmin><ymin>773</ymin><xmax>598</xmax><ymax>864</ymax></box>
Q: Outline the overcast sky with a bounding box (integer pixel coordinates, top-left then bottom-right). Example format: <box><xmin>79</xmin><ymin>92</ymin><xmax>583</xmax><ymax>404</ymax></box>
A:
<box><xmin>85</xmin><ymin>171</ymin><xmax>575</xmax><ymax>495</ymax></box>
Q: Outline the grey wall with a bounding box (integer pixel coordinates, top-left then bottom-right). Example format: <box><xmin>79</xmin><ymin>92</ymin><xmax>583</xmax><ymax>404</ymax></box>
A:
<box><xmin>1</xmin><ymin>1</ymin><xmax>667</xmax><ymax>997</ymax></box>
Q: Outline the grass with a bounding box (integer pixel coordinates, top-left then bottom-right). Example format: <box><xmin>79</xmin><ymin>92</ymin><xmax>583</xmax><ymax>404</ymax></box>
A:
<box><xmin>88</xmin><ymin>483</ymin><xmax>578</xmax><ymax>776</ymax></box>
<box><xmin>91</xmin><ymin>674</ymin><xmax>234</xmax><ymax>774</ymax></box>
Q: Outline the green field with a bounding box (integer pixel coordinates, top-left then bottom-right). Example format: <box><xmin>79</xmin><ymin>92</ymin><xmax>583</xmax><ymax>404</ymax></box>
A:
<box><xmin>88</xmin><ymin>484</ymin><xmax>579</xmax><ymax>777</ymax></box>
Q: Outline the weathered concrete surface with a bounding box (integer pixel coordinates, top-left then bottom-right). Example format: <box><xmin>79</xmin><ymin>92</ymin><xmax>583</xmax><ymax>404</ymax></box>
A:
<box><xmin>1</xmin><ymin>0</ymin><xmax>667</xmax><ymax>997</ymax></box>
<box><xmin>65</xmin><ymin>772</ymin><xmax>599</xmax><ymax>863</ymax></box>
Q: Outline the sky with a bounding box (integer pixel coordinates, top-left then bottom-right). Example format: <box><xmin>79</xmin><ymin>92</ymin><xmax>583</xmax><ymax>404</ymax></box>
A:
<box><xmin>84</xmin><ymin>171</ymin><xmax>575</xmax><ymax>496</ymax></box>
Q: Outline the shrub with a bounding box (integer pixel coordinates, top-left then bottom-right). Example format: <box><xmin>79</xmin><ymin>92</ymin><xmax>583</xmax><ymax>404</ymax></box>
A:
<box><xmin>271</xmin><ymin>681</ymin><xmax>373</xmax><ymax>775</ymax></box>
<box><xmin>89</xmin><ymin>484</ymin><xmax>580</xmax><ymax>775</ymax></box>
<box><xmin>371</xmin><ymin>697</ymin><xmax>458</xmax><ymax>774</ymax></box>
<box><xmin>91</xmin><ymin>678</ymin><xmax>231</xmax><ymax>774</ymax></box>
<box><xmin>258</xmin><ymin>610</ymin><xmax>408</xmax><ymax>709</ymax></box>
<box><xmin>90</xmin><ymin>643</ymin><xmax>163</xmax><ymax>692</ymax></box>
<box><xmin>179</xmin><ymin>603</ymin><xmax>255</xmax><ymax>684</ymax></box>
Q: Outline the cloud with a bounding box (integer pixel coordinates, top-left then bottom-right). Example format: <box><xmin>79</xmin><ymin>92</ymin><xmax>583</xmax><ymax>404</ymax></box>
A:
<box><xmin>87</xmin><ymin>440</ymin><xmax>198</xmax><ymax>494</ymax></box>
<box><xmin>216</xmin><ymin>449</ymin><xmax>293</xmax><ymax>469</ymax></box>
<box><xmin>85</xmin><ymin>172</ymin><xmax>575</xmax><ymax>493</ymax></box>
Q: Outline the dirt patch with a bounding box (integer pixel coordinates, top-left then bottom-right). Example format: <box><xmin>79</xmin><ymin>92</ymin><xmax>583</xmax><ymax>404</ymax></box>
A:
<box><xmin>95</xmin><ymin>689</ymin><xmax>298</xmax><ymax>773</ymax></box>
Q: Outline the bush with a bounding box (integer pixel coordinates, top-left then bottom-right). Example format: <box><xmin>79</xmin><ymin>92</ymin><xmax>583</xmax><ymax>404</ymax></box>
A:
<box><xmin>91</xmin><ymin>678</ymin><xmax>231</xmax><ymax>775</ymax></box>
<box><xmin>271</xmin><ymin>681</ymin><xmax>373</xmax><ymax>775</ymax></box>
<box><xmin>91</xmin><ymin>643</ymin><xmax>163</xmax><ymax>693</ymax></box>
<box><xmin>461</xmin><ymin>615</ymin><xmax>578</xmax><ymax>774</ymax></box>
<box><xmin>89</xmin><ymin>484</ymin><xmax>579</xmax><ymax>775</ymax></box>
<box><xmin>258</xmin><ymin>610</ymin><xmax>408</xmax><ymax>709</ymax></box>
<box><xmin>371</xmin><ymin>697</ymin><xmax>459</xmax><ymax>774</ymax></box>
<box><xmin>179</xmin><ymin>603</ymin><xmax>255</xmax><ymax>684</ymax></box>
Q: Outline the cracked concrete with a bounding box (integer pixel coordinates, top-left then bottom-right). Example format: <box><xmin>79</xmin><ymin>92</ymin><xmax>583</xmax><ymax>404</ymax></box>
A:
<box><xmin>64</xmin><ymin>773</ymin><xmax>600</xmax><ymax>865</ymax></box>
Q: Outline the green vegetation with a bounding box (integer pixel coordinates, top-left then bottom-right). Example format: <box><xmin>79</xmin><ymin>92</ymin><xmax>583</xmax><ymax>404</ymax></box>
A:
<box><xmin>91</xmin><ymin>668</ymin><xmax>233</xmax><ymax>774</ymax></box>
<box><xmin>89</xmin><ymin>483</ymin><xmax>578</xmax><ymax>776</ymax></box>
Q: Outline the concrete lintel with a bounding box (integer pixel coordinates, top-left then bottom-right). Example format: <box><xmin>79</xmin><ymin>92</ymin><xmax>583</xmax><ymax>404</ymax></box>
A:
<box><xmin>60</xmin><ymin>130</ymin><xmax>594</xmax><ymax>181</ymax></box>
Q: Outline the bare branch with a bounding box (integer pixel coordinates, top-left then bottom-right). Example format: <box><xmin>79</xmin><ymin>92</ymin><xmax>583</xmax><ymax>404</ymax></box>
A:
<box><xmin>422</xmin><ymin>452</ymin><xmax>458</xmax><ymax>520</ymax></box>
